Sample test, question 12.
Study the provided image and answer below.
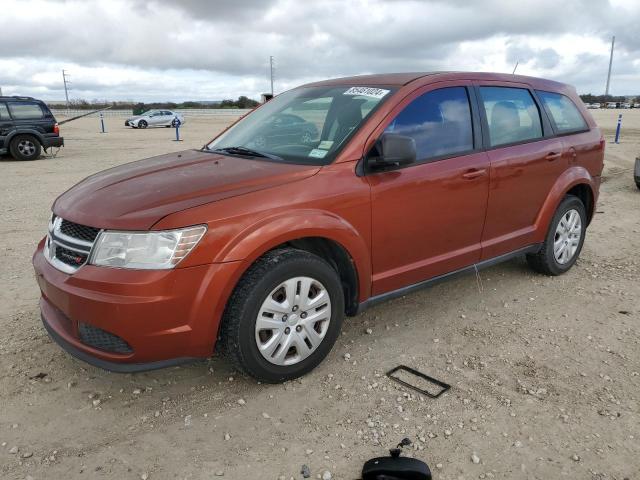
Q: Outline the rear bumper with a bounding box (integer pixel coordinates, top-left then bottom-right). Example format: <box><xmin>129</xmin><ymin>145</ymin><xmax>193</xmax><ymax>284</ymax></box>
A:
<box><xmin>43</xmin><ymin>136</ymin><xmax>64</xmax><ymax>149</ymax></box>
<box><xmin>33</xmin><ymin>239</ymin><xmax>242</xmax><ymax>372</ymax></box>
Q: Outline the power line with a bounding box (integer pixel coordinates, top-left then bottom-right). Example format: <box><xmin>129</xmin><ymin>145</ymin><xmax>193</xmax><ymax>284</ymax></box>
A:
<box><xmin>605</xmin><ymin>36</ymin><xmax>615</xmax><ymax>97</ymax></box>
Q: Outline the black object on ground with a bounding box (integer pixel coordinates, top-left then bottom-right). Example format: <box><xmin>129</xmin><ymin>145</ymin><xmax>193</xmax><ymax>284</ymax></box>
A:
<box><xmin>301</xmin><ymin>464</ymin><xmax>311</xmax><ymax>478</ymax></box>
<box><xmin>386</xmin><ymin>365</ymin><xmax>450</xmax><ymax>399</ymax></box>
<box><xmin>362</xmin><ymin>438</ymin><xmax>431</xmax><ymax>480</ymax></box>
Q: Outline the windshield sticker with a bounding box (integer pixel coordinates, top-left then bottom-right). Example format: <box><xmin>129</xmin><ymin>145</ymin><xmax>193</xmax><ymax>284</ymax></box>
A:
<box><xmin>308</xmin><ymin>148</ymin><xmax>328</xmax><ymax>159</ymax></box>
<box><xmin>318</xmin><ymin>140</ymin><xmax>334</xmax><ymax>150</ymax></box>
<box><xmin>343</xmin><ymin>87</ymin><xmax>390</xmax><ymax>99</ymax></box>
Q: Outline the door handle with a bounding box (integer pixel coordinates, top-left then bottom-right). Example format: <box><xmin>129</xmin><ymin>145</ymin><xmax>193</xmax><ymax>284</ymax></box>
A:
<box><xmin>545</xmin><ymin>152</ymin><xmax>562</xmax><ymax>161</ymax></box>
<box><xmin>462</xmin><ymin>168</ymin><xmax>487</xmax><ymax>179</ymax></box>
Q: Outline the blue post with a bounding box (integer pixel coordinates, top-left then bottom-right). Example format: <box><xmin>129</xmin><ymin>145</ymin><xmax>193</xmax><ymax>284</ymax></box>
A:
<box><xmin>99</xmin><ymin>112</ymin><xmax>106</xmax><ymax>133</ymax></box>
<box><xmin>614</xmin><ymin>113</ymin><xmax>622</xmax><ymax>144</ymax></box>
<box><xmin>172</xmin><ymin>116</ymin><xmax>182</xmax><ymax>142</ymax></box>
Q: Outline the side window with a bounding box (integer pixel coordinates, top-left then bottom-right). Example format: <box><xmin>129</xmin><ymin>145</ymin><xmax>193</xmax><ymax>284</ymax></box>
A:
<box><xmin>7</xmin><ymin>102</ymin><xmax>44</xmax><ymax>120</ymax></box>
<box><xmin>385</xmin><ymin>87</ymin><xmax>474</xmax><ymax>161</ymax></box>
<box><xmin>479</xmin><ymin>87</ymin><xmax>543</xmax><ymax>147</ymax></box>
<box><xmin>0</xmin><ymin>103</ymin><xmax>9</xmax><ymax>120</ymax></box>
<box><xmin>536</xmin><ymin>91</ymin><xmax>588</xmax><ymax>133</ymax></box>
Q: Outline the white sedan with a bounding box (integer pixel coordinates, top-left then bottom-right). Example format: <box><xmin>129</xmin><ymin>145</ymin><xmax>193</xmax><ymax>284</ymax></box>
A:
<box><xmin>125</xmin><ymin>110</ymin><xmax>185</xmax><ymax>129</ymax></box>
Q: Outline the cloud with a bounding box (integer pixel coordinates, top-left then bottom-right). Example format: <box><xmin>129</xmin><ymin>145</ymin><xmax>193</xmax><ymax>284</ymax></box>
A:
<box><xmin>0</xmin><ymin>0</ymin><xmax>638</xmax><ymax>100</ymax></box>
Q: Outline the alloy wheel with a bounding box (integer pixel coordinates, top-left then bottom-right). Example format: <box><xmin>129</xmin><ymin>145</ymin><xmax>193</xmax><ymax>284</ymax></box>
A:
<box><xmin>18</xmin><ymin>140</ymin><xmax>36</xmax><ymax>157</ymax></box>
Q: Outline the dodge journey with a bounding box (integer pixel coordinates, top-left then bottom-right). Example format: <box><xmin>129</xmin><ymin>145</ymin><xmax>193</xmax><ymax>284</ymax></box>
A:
<box><xmin>33</xmin><ymin>72</ymin><xmax>604</xmax><ymax>382</ymax></box>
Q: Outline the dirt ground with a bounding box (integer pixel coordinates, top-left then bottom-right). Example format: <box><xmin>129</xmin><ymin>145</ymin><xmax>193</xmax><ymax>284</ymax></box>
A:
<box><xmin>1</xmin><ymin>110</ymin><xmax>639</xmax><ymax>480</ymax></box>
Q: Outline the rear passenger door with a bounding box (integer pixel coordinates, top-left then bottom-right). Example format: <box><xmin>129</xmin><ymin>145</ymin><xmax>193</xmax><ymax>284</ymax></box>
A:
<box><xmin>368</xmin><ymin>82</ymin><xmax>490</xmax><ymax>295</ymax></box>
<box><xmin>475</xmin><ymin>82</ymin><xmax>565</xmax><ymax>260</ymax></box>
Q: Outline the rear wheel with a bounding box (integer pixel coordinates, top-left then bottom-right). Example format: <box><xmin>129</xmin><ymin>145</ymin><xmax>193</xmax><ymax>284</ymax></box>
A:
<box><xmin>219</xmin><ymin>248</ymin><xmax>344</xmax><ymax>383</ymax></box>
<box><xmin>138</xmin><ymin>120</ymin><xmax>148</xmax><ymax>129</ymax></box>
<box><xmin>526</xmin><ymin>195</ymin><xmax>586</xmax><ymax>275</ymax></box>
<box><xmin>9</xmin><ymin>135</ymin><xmax>41</xmax><ymax>161</ymax></box>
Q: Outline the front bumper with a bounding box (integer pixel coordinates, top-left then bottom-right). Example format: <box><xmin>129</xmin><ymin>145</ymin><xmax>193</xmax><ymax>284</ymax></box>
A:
<box><xmin>33</xmin><ymin>240</ymin><xmax>241</xmax><ymax>372</ymax></box>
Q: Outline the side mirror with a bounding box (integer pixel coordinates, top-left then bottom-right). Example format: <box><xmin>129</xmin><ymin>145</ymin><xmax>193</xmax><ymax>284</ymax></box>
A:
<box><xmin>368</xmin><ymin>133</ymin><xmax>416</xmax><ymax>170</ymax></box>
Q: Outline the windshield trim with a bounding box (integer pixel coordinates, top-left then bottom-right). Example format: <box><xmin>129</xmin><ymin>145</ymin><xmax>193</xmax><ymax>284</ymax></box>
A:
<box><xmin>205</xmin><ymin>85</ymin><xmax>398</xmax><ymax>166</ymax></box>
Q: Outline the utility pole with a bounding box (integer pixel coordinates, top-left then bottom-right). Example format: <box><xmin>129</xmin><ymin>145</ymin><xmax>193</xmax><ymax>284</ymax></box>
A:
<box><xmin>512</xmin><ymin>61</ymin><xmax>519</xmax><ymax>75</ymax></box>
<box><xmin>269</xmin><ymin>56</ymin><xmax>275</xmax><ymax>96</ymax></box>
<box><xmin>0</xmin><ymin>86</ymin><xmax>3</xmax><ymax>96</ymax></box>
<box><xmin>62</xmin><ymin>69</ymin><xmax>71</xmax><ymax>113</ymax></box>
<box><xmin>605</xmin><ymin>36</ymin><xmax>615</xmax><ymax>98</ymax></box>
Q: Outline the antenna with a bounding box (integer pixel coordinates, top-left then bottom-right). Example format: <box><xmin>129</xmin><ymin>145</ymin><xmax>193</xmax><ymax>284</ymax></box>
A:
<box><xmin>269</xmin><ymin>56</ymin><xmax>275</xmax><ymax>96</ymax></box>
<box><xmin>605</xmin><ymin>36</ymin><xmax>615</xmax><ymax>97</ymax></box>
<box><xmin>62</xmin><ymin>69</ymin><xmax>71</xmax><ymax>113</ymax></box>
<box><xmin>512</xmin><ymin>61</ymin><xmax>519</xmax><ymax>75</ymax></box>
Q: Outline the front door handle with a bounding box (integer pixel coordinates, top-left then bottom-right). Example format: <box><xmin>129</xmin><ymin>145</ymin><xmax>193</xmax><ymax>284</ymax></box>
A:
<box><xmin>462</xmin><ymin>168</ymin><xmax>487</xmax><ymax>180</ymax></box>
<box><xmin>545</xmin><ymin>152</ymin><xmax>562</xmax><ymax>161</ymax></box>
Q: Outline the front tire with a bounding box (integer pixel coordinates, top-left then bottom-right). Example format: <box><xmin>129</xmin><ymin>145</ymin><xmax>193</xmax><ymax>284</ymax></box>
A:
<box><xmin>138</xmin><ymin>120</ymin><xmax>148</xmax><ymax>129</ymax></box>
<box><xmin>219</xmin><ymin>249</ymin><xmax>344</xmax><ymax>383</ymax></box>
<box><xmin>526</xmin><ymin>195</ymin><xmax>586</xmax><ymax>275</ymax></box>
<box><xmin>10</xmin><ymin>135</ymin><xmax>41</xmax><ymax>161</ymax></box>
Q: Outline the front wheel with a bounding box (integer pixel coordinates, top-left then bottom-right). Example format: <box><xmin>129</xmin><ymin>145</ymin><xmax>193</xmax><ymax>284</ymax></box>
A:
<box><xmin>526</xmin><ymin>195</ymin><xmax>586</xmax><ymax>275</ymax></box>
<box><xmin>138</xmin><ymin>120</ymin><xmax>148</xmax><ymax>129</ymax></box>
<box><xmin>219</xmin><ymin>249</ymin><xmax>344</xmax><ymax>383</ymax></box>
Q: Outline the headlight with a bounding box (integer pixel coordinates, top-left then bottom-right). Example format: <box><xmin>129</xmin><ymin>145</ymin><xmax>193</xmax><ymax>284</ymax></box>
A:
<box><xmin>90</xmin><ymin>225</ymin><xmax>206</xmax><ymax>270</ymax></box>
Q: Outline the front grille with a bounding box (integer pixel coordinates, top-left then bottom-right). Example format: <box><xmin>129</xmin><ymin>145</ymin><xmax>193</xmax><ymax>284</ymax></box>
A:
<box><xmin>55</xmin><ymin>246</ymin><xmax>88</xmax><ymax>267</ymax></box>
<box><xmin>60</xmin><ymin>220</ymin><xmax>100</xmax><ymax>243</ymax></box>
<box><xmin>45</xmin><ymin>216</ymin><xmax>101</xmax><ymax>274</ymax></box>
<box><xmin>79</xmin><ymin>322</ymin><xmax>133</xmax><ymax>354</ymax></box>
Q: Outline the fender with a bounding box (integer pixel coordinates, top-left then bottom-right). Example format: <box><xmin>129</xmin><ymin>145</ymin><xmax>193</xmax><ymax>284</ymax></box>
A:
<box><xmin>533</xmin><ymin>165</ymin><xmax>596</xmax><ymax>242</ymax></box>
<box><xmin>214</xmin><ymin>208</ymin><xmax>372</xmax><ymax>301</ymax></box>
<box><xmin>5</xmin><ymin>128</ymin><xmax>46</xmax><ymax>146</ymax></box>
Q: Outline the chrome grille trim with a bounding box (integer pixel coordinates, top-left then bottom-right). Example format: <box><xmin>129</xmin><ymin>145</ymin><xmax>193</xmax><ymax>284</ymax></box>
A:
<box><xmin>44</xmin><ymin>216</ymin><xmax>102</xmax><ymax>274</ymax></box>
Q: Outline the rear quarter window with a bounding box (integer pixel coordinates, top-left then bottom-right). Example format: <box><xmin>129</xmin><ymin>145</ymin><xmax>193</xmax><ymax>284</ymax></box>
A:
<box><xmin>7</xmin><ymin>102</ymin><xmax>45</xmax><ymax>120</ymax></box>
<box><xmin>0</xmin><ymin>103</ymin><xmax>9</xmax><ymax>120</ymax></box>
<box><xmin>536</xmin><ymin>91</ymin><xmax>588</xmax><ymax>134</ymax></box>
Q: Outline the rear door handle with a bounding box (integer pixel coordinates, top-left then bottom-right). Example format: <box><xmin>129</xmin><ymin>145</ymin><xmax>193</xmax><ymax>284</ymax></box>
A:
<box><xmin>545</xmin><ymin>152</ymin><xmax>562</xmax><ymax>161</ymax></box>
<box><xmin>462</xmin><ymin>168</ymin><xmax>487</xmax><ymax>179</ymax></box>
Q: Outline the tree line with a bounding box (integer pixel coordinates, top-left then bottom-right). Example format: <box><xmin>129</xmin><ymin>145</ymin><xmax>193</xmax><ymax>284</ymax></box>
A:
<box><xmin>50</xmin><ymin>96</ymin><xmax>260</xmax><ymax>111</ymax></box>
<box><xmin>579</xmin><ymin>94</ymin><xmax>638</xmax><ymax>104</ymax></box>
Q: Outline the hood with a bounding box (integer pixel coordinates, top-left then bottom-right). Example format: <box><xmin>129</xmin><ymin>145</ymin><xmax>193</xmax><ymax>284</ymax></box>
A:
<box><xmin>53</xmin><ymin>149</ymin><xmax>321</xmax><ymax>230</ymax></box>
<box><xmin>127</xmin><ymin>115</ymin><xmax>143</xmax><ymax>121</ymax></box>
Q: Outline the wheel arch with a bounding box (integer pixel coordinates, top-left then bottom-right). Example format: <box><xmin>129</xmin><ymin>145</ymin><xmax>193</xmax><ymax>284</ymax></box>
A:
<box><xmin>6</xmin><ymin>129</ymin><xmax>45</xmax><ymax>146</ymax></box>
<box><xmin>214</xmin><ymin>210</ymin><xmax>371</xmax><ymax>316</ymax></box>
<box><xmin>534</xmin><ymin>166</ymin><xmax>597</xmax><ymax>240</ymax></box>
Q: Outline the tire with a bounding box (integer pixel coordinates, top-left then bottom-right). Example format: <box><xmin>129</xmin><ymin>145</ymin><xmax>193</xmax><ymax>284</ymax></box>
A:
<box><xmin>526</xmin><ymin>195</ymin><xmax>587</xmax><ymax>275</ymax></box>
<box><xmin>218</xmin><ymin>248</ymin><xmax>345</xmax><ymax>383</ymax></box>
<box><xmin>9</xmin><ymin>135</ymin><xmax>41</xmax><ymax>161</ymax></box>
<box><xmin>138</xmin><ymin>120</ymin><xmax>148</xmax><ymax>129</ymax></box>
<box><xmin>636</xmin><ymin>180</ymin><xmax>640</xmax><ymax>190</ymax></box>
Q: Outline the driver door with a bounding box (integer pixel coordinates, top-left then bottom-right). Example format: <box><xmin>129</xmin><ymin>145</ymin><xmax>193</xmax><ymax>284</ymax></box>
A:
<box><xmin>367</xmin><ymin>82</ymin><xmax>490</xmax><ymax>295</ymax></box>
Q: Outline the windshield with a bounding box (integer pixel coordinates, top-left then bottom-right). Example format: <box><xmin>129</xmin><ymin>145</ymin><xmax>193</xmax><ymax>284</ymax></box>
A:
<box><xmin>207</xmin><ymin>86</ymin><xmax>395</xmax><ymax>165</ymax></box>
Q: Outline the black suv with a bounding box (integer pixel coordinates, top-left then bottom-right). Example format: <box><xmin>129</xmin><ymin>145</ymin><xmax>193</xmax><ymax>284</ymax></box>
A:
<box><xmin>0</xmin><ymin>96</ymin><xmax>64</xmax><ymax>160</ymax></box>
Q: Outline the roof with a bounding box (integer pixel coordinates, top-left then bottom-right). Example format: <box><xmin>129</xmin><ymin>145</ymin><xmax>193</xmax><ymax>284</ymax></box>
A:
<box><xmin>301</xmin><ymin>71</ymin><xmax>572</xmax><ymax>92</ymax></box>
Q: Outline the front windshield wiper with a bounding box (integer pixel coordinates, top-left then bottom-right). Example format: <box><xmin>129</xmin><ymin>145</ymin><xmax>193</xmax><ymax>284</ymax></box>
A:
<box><xmin>209</xmin><ymin>146</ymin><xmax>283</xmax><ymax>162</ymax></box>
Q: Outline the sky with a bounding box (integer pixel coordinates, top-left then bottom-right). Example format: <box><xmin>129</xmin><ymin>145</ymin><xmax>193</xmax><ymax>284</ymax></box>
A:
<box><xmin>1</xmin><ymin>0</ymin><xmax>638</xmax><ymax>102</ymax></box>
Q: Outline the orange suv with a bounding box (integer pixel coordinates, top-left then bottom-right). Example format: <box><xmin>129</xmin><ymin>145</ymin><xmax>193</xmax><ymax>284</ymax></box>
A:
<box><xmin>33</xmin><ymin>72</ymin><xmax>604</xmax><ymax>382</ymax></box>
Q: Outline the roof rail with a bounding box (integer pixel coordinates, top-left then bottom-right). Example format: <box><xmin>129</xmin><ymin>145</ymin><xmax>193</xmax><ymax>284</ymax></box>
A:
<box><xmin>0</xmin><ymin>95</ymin><xmax>37</xmax><ymax>100</ymax></box>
